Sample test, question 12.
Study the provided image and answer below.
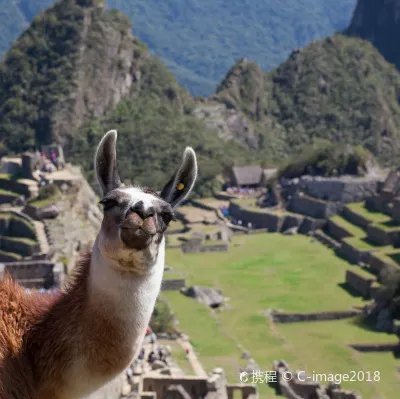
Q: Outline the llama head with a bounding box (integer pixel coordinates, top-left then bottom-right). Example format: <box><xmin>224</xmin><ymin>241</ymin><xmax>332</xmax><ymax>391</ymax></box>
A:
<box><xmin>94</xmin><ymin>130</ymin><xmax>197</xmax><ymax>272</ymax></box>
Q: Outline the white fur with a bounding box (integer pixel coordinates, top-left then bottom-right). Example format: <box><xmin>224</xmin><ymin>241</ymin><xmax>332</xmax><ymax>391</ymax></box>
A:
<box><xmin>63</xmin><ymin>236</ymin><xmax>165</xmax><ymax>399</ymax></box>
<box><xmin>123</xmin><ymin>186</ymin><xmax>157</xmax><ymax>211</ymax></box>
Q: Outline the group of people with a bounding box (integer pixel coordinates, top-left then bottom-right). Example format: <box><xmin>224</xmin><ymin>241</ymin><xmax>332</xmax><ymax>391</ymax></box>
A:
<box><xmin>38</xmin><ymin>150</ymin><xmax>64</xmax><ymax>173</ymax></box>
<box><xmin>225</xmin><ymin>186</ymin><xmax>260</xmax><ymax>195</ymax></box>
<box><xmin>35</xmin><ymin>150</ymin><xmax>64</xmax><ymax>187</ymax></box>
<box><xmin>124</xmin><ymin>327</ymin><xmax>172</xmax><ymax>380</ymax></box>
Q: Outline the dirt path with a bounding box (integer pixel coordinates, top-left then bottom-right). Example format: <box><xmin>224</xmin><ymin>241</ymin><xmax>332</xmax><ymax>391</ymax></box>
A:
<box><xmin>177</xmin><ymin>337</ymin><xmax>208</xmax><ymax>377</ymax></box>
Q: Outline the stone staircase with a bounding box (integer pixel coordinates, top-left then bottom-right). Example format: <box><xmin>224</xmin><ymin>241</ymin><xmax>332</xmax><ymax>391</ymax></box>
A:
<box><xmin>33</xmin><ymin>220</ymin><xmax>50</xmax><ymax>254</ymax></box>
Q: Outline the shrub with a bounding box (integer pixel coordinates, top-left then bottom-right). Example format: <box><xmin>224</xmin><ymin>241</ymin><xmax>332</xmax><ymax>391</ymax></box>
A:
<box><xmin>150</xmin><ymin>299</ymin><xmax>176</xmax><ymax>334</ymax></box>
<box><xmin>278</xmin><ymin>142</ymin><xmax>374</xmax><ymax>179</ymax></box>
<box><xmin>37</xmin><ymin>184</ymin><xmax>60</xmax><ymax>201</ymax></box>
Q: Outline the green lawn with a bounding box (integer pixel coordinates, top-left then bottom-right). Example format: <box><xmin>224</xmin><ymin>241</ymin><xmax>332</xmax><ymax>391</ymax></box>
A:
<box><xmin>164</xmin><ymin>234</ymin><xmax>400</xmax><ymax>398</ymax></box>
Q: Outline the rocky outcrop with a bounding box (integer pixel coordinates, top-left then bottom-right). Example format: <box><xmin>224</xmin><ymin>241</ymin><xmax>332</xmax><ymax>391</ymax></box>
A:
<box><xmin>183</xmin><ymin>286</ymin><xmax>225</xmax><ymax>308</ymax></box>
<box><xmin>0</xmin><ymin>0</ymin><xmax>151</xmax><ymax>151</ymax></box>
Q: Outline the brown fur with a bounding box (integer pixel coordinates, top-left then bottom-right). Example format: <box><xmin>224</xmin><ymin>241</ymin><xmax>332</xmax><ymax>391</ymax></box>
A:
<box><xmin>0</xmin><ymin>253</ymin><xmax>125</xmax><ymax>399</ymax></box>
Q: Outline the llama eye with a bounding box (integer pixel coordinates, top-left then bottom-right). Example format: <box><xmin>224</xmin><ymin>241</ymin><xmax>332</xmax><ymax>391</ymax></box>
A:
<box><xmin>99</xmin><ymin>199</ymin><xmax>118</xmax><ymax>211</ymax></box>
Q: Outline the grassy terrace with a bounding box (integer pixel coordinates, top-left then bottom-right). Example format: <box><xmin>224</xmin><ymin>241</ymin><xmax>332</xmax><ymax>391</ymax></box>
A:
<box><xmin>343</xmin><ymin>237</ymin><xmax>393</xmax><ymax>253</ymax></box>
<box><xmin>0</xmin><ymin>249</ymin><xmax>22</xmax><ymax>261</ymax></box>
<box><xmin>330</xmin><ymin>215</ymin><xmax>365</xmax><ymax>237</ymax></box>
<box><xmin>0</xmin><ymin>188</ymin><xmax>18</xmax><ymax>197</ymax></box>
<box><xmin>162</xmin><ymin>234</ymin><xmax>400</xmax><ymax>398</ymax></box>
<box><xmin>29</xmin><ymin>196</ymin><xmax>58</xmax><ymax>209</ymax></box>
<box><xmin>375</xmin><ymin>220</ymin><xmax>400</xmax><ymax>232</ymax></box>
<box><xmin>168</xmin><ymin>219</ymin><xmax>186</xmax><ymax>232</ymax></box>
<box><xmin>346</xmin><ymin>202</ymin><xmax>391</xmax><ymax>224</ymax></box>
<box><xmin>2</xmin><ymin>236</ymin><xmax>37</xmax><ymax>245</ymax></box>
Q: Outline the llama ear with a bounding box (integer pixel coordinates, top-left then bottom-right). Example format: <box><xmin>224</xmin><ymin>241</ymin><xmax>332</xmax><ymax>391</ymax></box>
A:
<box><xmin>94</xmin><ymin>130</ymin><xmax>122</xmax><ymax>196</ymax></box>
<box><xmin>160</xmin><ymin>147</ymin><xmax>198</xmax><ymax>208</ymax></box>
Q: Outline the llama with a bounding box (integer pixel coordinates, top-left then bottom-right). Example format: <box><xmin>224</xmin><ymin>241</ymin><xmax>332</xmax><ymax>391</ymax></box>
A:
<box><xmin>0</xmin><ymin>130</ymin><xmax>197</xmax><ymax>399</ymax></box>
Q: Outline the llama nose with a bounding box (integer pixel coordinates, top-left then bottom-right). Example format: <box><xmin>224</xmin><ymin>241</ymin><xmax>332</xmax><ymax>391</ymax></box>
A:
<box><xmin>130</xmin><ymin>201</ymin><xmax>154</xmax><ymax>219</ymax></box>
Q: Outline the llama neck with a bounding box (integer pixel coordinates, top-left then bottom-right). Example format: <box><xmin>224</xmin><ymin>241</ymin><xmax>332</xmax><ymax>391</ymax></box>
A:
<box><xmin>71</xmin><ymin>237</ymin><xmax>165</xmax><ymax>396</ymax></box>
<box><xmin>88</xmin><ymin>237</ymin><xmax>165</xmax><ymax>334</ymax></box>
<box><xmin>30</xmin><ymin>238</ymin><xmax>165</xmax><ymax>399</ymax></box>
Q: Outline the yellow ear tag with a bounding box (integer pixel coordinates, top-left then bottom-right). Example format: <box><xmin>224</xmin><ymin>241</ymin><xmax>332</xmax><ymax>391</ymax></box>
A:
<box><xmin>177</xmin><ymin>183</ymin><xmax>185</xmax><ymax>191</ymax></box>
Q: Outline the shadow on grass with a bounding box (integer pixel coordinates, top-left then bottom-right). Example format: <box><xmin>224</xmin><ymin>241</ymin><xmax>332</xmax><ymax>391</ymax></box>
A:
<box><xmin>338</xmin><ymin>282</ymin><xmax>364</xmax><ymax>298</ymax></box>
<box><xmin>349</xmin><ymin>314</ymin><xmax>395</xmax><ymax>336</ymax></box>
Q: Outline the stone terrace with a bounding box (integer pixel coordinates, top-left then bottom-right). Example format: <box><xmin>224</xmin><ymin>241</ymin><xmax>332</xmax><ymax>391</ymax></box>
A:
<box><xmin>318</xmin><ymin>196</ymin><xmax>400</xmax><ymax>302</ymax></box>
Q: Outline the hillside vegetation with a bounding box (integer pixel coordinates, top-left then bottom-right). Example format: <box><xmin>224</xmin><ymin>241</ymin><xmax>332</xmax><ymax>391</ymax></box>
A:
<box><xmin>67</xmin><ymin>56</ymin><xmax>251</xmax><ymax>196</ymax></box>
<box><xmin>214</xmin><ymin>35</ymin><xmax>400</xmax><ymax>166</ymax></box>
<box><xmin>0</xmin><ymin>0</ymin><xmax>146</xmax><ymax>153</ymax></box>
<box><xmin>347</xmin><ymin>0</ymin><xmax>400</xmax><ymax>72</ymax></box>
<box><xmin>0</xmin><ymin>0</ymin><xmax>357</xmax><ymax>96</ymax></box>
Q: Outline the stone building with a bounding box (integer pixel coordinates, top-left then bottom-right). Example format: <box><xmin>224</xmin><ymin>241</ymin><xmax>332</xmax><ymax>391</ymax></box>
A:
<box><xmin>227</xmin><ymin>166</ymin><xmax>263</xmax><ymax>188</ymax></box>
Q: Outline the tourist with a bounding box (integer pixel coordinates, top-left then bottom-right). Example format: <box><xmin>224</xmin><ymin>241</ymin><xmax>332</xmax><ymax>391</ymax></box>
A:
<box><xmin>148</xmin><ymin>351</ymin><xmax>156</xmax><ymax>364</ymax></box>
<box><xmin>138</xmin><ymin>347</ymin><xmax>145</xmax><ymax>360</ymax></box>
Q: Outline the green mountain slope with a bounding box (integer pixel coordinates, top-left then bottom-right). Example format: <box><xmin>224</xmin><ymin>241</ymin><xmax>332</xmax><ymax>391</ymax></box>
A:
<box><xmin>0</xmin><ymin>0</ymin><xmax>356</xmax><ymax>96</ymax></box>
<box><xmin>67</xmin><ymin>56</ymin><xmax>250</xmax><ymax>196</ymax></box>
<box><xmin>0</xmin><ymin>0</ymin><xmax>250</xmax><ymax>196</ymax></box>
<box><xmin>214</xmin><ymin>35</ymin><xmax>400</xmax><ymax>165</ymax></box>
<box><xmin>0</xmin><ymin>0</ymin><xmax>148</xmax><ymax>153</ymax></box>
<box><xmin>108</xmin><ymin>0</ymin><xmax>357</xmax><ymax>95</ymax></box>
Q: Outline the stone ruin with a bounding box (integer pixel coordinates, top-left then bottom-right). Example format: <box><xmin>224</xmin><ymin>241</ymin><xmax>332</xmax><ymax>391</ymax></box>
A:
<box><xmin>142</xmin><ymin>368</ymin><xmax>257</xmax><ymax>399</ymax></box>
<box><xmin>182</xmin><ymin>286</ymin><xmax>225</xmax><ymax>309</ymax></box>
<box><xmin>272</xmin><ymin>360</ymin><xmax>361</xmax><ymax>399</ymax></box>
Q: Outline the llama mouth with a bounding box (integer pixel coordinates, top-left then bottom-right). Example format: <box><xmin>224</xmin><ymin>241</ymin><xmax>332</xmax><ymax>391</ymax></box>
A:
<box><xmin>120</xmin><ymin>226</ymin><xmax>157</xmax><ymax>250</ymax></box>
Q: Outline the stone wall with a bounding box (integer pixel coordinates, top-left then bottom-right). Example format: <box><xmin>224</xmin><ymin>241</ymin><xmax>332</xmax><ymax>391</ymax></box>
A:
<box><xmin>345</xmin><ymin>269</ymin><xmax>376</xmax><ymax>298</ymax></box>
<box><xmin>0</xmin><ymin>251</ymin><xmax>21</xmax><ymax>262</ymax></box>
<box><xmin>391</xmin><ymin>197</ymin><xmax>400</xmax><ymax>222</ymax></box>
<box><xmin>0</xmin><ymin>192</ymin><xmax>18</xmax><ymax>204</ymax></box>
<box><xmin>370</xmin><ymin>253</ymin><xmax>399</xmax><ymax>274</ymax></box>
<box><xmin>367</xmin><ymin>224</ymin><xmax>400</xmax><ymax>246</ymax></box>
<box><xmin>282</xmin><ymin>175</ymin><xmax>381</xmax><ymax>203</ymax></box>
<box><xmin>336</xmin><ymin>241</ymin><xmax>368</xmax><ymax>265</ymax></box>
<box><xmin>342</xmin><ymin>206</ymin><xmax>370</xmax><ymax>229</ymax></box>
<box><xmin>298</xmin><ymin>217</ymin><xmax>325</xmax><ymax>235</ymax></box>
<box><xmin>1</xmin><ymin>260</ymin><xmax>56</xmax><ymax>288</ymax></box>
<box><xmin>273</xmin><ymin>360</ymin><xmax>361</xmax><ymax>399</ymax></box>
<box><xmin>142</xmin><ymin>375</ymin><xmax>208</xmax><ymax>399</ymax></box>
<box><xmin>161</xmin><ymin>279</ymin><xmax>186</xmax><ymax>291</ymax></box>
<box><xmin>349</xmin><ymin>343</ymin><xmax>400</xmax><ymax>352</ymax></box>
<box><xmin>0</xmin><ymin>211</ymin><xmax>37</xmax><ymax>240</ymax></box>
<box><xmin>0</xmin><ymin>178</ymin><xmax>33</xmax><ymax>197</ymax></box>
<box><xmin>200</xmin><ymin>243</ymin><xmax>229</xmax><ymax>252</ymax></box>
<box><xmin>326</xmin><ymin>220</ymin><xmax>353</xmax><ymax>241</ymax></box>
<box><xmin>142</xmin><ymin>368</ymin><xmax>248</xmax><ymax>399</ymax></box>
<box><xmin>270</xmin><ymin>310</ymin><xmax>362</xmax><ymax>323</ymax></box>
<box><xmin>229</xmin><ymin>202</ymin><xmax>284</xmax><ymax>231</ymax></box>
<box><xmin>280</xmin><ymin>215</ymin><xmax>304</xmax><ymax>232</ymax></box>
<box><xmin>227</xmin><ymin>384</ymin><xmax>258</xmax><ymax>399</ymax></box>
<box><xmin>0</xmin><ymin>236</ymin><xmax>39</xmax><ymax>257</ymax></box>
<box><xmin>313</xmin><ymin>230</ymin><xmax>341</xmax><ymax>250</ymax></box>
<box><xmin>366</xmin><ymin>195</ymin><xmax>393</xmax><ymax>216</ymax></box>
<box><xmin>288</xmin><ymin>192</ymin><xmax>340</xmax><ymax>219</ymax></box>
